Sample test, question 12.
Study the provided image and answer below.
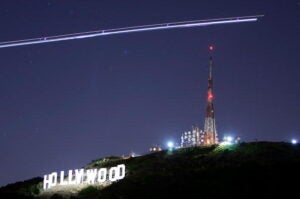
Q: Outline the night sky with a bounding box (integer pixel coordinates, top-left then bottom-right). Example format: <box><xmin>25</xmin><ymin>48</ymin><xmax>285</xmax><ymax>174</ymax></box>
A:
<box><xmin>0</xmin><ymin>0</ymin><xmax>299</xmax><ymax>187</ymax></box>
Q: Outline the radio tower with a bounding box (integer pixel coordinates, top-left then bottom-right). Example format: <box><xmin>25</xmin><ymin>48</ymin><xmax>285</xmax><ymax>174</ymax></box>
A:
<box><xmin>203</xmin><ymin>45</ymin><xmax>218</xmax><ymax>145</ymax></box>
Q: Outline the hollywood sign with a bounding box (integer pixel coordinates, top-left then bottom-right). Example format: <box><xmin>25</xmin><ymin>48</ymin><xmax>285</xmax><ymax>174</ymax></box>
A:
<box><xmin>43</xmin><ymin>164</ymin><xmax>125</xmax><ymax>190</ymax></box>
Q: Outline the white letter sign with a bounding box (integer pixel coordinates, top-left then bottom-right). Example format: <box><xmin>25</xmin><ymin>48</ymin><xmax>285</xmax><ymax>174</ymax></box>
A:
<box><xmin>43</xmin><ymin>164</ymin><xmax>126</xmax><ymax>190</ymax></box>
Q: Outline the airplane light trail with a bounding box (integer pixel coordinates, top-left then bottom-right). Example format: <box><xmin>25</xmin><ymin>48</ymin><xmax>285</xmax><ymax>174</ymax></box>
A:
<box><xmin>0</xmin><ymin>15</ymin><xmax>263</xmax><ymax>49</ymax></box>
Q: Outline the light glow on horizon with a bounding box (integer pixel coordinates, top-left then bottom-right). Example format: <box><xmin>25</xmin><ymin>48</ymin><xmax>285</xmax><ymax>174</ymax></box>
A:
<box><xmin>220</xmin><ymin>136</ymin><xmax>234</xmax><ymax>146</ymax></box>
<box><xmin>167</xmin><ymin>141</ymin><xmax>174</xmax><ymax>148</ymax></box>
<box><xmin>291</xmin><ymin>139</ymin><xmax>298</xmax><ymax>144</ymax></box>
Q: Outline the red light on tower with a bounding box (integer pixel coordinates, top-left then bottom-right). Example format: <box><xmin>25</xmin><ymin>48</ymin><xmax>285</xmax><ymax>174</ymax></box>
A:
<box><xmin>208</xmin><ymin>92</ymin><xmax>213</xmax><ymax>101</ymax></box>
<box><xmin>209</xmin><ymin>45</ymin><xmax>214</xmax><ymax>51</ymax></box>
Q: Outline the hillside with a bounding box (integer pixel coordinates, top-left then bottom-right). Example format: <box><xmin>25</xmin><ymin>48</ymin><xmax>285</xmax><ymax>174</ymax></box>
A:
<box><xmin>1</xmin><ymin>142</ymin><xmax>300</xmax><ymax>199</ymax></box>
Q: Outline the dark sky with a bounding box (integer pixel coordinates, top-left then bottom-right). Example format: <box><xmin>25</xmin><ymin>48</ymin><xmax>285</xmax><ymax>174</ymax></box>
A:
<box><xmin>0</xmin><ymin>0</ymin><xmax>299</xmax><ymax>186</ymax></box>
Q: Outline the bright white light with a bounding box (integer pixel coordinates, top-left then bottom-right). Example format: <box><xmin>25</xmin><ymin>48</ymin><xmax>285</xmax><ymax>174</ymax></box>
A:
<box><xmin>221</xmin><ymin>135</ymin><xmax>234</xmax><ymax>146</ymax></box>
<box><xmin>227</xmin><ymin>136</ymin><xmax>233</xmax><ymax>142</ymax></box>
<box><xmin>291</xmin><ymin>139</ymin><xmax>298</xmax><ymax>144</ymax></box>
<box><xmin>167</xmin><ymin>141</ymin><xmax>174</xmax><ymax>148</ymax></box>
<box><xmin>223</xmin><ymin>136</ymin><xmax>233</xmax><ymax>142</ymax></box>
<box><xmin>220</xmin><ymin>141</ymin><xmax>233</xmax><ymax>146</ymax></box>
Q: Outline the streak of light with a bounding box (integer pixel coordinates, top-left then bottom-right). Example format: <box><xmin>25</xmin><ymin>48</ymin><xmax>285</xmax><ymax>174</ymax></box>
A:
<box><xmin>0</xmin><ymin>15</ymin><xmax>263</xmax><ymax>49</ymax></box>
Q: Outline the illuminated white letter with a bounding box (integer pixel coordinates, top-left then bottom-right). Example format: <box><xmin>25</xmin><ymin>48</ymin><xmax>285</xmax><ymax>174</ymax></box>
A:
<box><xmin>97</xmin><ymin>168</ymin><xmax>107</xmax><ymax>183</ymax></box>
<box><xmin>68</xmin><ymin>170</ymin><xmax>76</xmax><ymax>185</ymax></box>
<box><xmin>43</xmin><ymin>172</ymin><xmax>58</xmax><ymax>190</ymax></box>
<box><xmin>117</xmin><ymin>164</ymin><xmax>126</xmax><ymax>180</ymax></box>
<box><xmin>50</xmin><ymin>172</ymin><xmax>58</xmax><ymax>188</ymax></box>
<box><xmin>43</xmin><ymin>174</ymin><xmax>51</xmax><ymax>190</ymax></box>
<box><xmin>86</xmin><ymin>169</ymin><xmax>97</xmax><ymax>184</ymax></box>
<box><xmin>75</xmin><ymin>169</ymin><xmax>84</xmax><ymax>184</ymax></box>
<box><xmin>109</xmin><ymin>167</ymin><xmax>118</xmax><ymax>182</ymax></box>
<box><xmin>59</xmin><ymin>171</ymin><xmax>67</xmax><ymax>185</ymax></box>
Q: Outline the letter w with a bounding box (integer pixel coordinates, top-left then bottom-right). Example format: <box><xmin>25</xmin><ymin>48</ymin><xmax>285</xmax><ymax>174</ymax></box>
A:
<box><xmin>86</xmin><ymin>169</ymin><xmax>97</xmax><ymax>184</ymax></box>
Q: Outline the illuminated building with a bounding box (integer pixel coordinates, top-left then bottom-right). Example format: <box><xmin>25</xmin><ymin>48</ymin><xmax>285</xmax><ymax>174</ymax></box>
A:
<box><xmin>181</xmin><ymin>126</ymin><xmax>204</xmax><ymax>147</ymax></box>
<box><xmin>149</xmin><ymin>145</ymin><xmax>162</xmax><ymax>152</ymax></box>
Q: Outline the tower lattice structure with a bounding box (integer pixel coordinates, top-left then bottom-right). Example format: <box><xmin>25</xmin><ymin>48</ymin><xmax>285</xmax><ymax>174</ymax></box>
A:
<box><xmin>203</xmin><ymin>46</ymin><xmax>218</xmax><ymax>145</ymax></box>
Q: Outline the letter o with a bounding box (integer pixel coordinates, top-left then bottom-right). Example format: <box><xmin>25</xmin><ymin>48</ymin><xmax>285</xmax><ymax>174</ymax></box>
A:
<box><xmin>109</xmin><ymin>167</ymin><xmax>118</xmax><ymax>182</ymax></box>
<box><xmin>117</xmin><ymin>164</ymin><xmax>126</xmax><ymax>180</ymax></box>
<box><xmin>50</xmin><ymin>172</ymin><xmax>58</xmax><ymax>188</ymax></box>
<box><xmin>97</xmin><ymin>168</ymin><xmax>107</xmax><ymax>183</ymax></box>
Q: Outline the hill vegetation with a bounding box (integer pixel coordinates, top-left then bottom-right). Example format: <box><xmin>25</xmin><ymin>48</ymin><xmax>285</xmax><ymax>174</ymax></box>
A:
<box><xmin>1</xmin><ymin>142</ymin><xmax>300</xmax><ymax>199</ymax></box>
